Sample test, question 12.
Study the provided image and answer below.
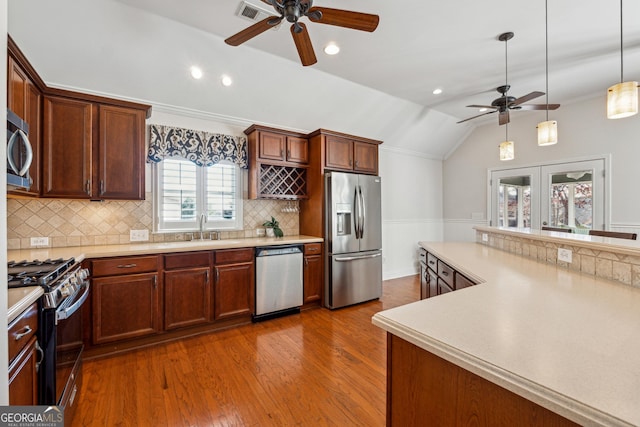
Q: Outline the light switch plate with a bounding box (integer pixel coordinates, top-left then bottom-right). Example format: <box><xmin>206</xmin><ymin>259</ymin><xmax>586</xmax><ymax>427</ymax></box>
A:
<box><xmin>558</xmin><ymin>248</ymin><xmax>572</xmax><ymax>263</ymax></box>
<box><xmin>130</xmin><ymin>229</ymin><xmax>149</xmax><ymax>242</ymax></box>
<box><xmin>30</xmin><ymin>237</ymin><xmax>49</xmax><ymax>247</ymax></box>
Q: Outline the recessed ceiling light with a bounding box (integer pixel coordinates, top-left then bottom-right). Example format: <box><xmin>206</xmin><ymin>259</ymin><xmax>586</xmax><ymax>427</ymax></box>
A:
<box><xmin>432</xmin><ymin>88</ymin><xmax>443</xmax><ymax>95</ymax></box>
<box><xmin>190</xmin><ymin>66</ymin><xmax>203</xmax><ymax>79</ymax></box>
<box><xmin>221</xmin><ymin>75</ymin><xmax>233</xmax><ymax>87</ymax></box>
<box><xmin>324</xmin><ymin>43</ymin><xmax>340</xmax><ymax>55</ymax></box>
<box><xmin>479</xmin><ymin>108</ymin><xmax>488</xmax><ymax>112</ymax></box>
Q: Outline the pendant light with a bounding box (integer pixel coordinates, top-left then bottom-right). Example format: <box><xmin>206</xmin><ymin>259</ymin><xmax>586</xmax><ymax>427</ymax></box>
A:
<box><xmin>537</xmin><ymin>0</ymin><xmax>558</xmax><ymax>146</ymax></box>
<box><xmin>499</xmin><ymin>123</ymin><xmax>515</xmax><ymax>161</ymax></box>
<box><xmin>607</xmin><ymin>0</ymin><xmax>638</xmax><ymax>119</ymax></box>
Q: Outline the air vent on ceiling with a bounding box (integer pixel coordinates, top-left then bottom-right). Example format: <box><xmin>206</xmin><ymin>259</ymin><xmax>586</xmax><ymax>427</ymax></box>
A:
<box><xmin>235</xmin><ymin>1</ymin><xmax>279</xmax><ymax>30</ymax></box>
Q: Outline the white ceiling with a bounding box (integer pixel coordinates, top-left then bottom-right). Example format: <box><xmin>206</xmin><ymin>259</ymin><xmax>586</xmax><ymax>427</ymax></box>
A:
<box><xmin>7</xmin><ymin>0</ymin><xmax>640</xmax><ymax>158</ymax></box>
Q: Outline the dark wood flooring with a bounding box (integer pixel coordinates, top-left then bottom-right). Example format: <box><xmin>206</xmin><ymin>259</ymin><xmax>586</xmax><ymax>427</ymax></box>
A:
<box><xmin>74</xmin><ymin>275</ymin><xmax>419</xmax><ymax>426</ymax></box>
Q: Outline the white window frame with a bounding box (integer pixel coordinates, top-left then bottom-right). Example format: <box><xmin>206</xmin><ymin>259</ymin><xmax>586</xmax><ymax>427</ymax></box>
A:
<box><xmin>153</xmin><ymin>158</ymin><xmax>243</xmax><ymax>232</ymax></box>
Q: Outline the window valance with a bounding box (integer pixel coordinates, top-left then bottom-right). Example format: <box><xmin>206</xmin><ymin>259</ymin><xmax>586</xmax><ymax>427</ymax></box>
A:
<box><xmin>147</xmin><ymin>124</ymin><xmax>248</xmax><ymax>169</ymax></box>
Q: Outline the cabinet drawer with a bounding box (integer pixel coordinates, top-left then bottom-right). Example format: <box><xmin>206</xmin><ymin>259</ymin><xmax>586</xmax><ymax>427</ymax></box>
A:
<box><xmin>456</xmin><ymin>272</ymin><xmax>475</xmax><ymax>290</ymax></box>
<box><xmin>437</xmin><ymin>260</ymin><xmax>454</xmax><ymax>288</ymax></box>
<box><xmin>164</xmin><ymin>251</ymin><xmax>211</xmax><ymax>270</ymax></box>
<box><xmin>437</xmin><ymin>278</ymin><xmax>453</xmax><ymax>295</ymax></box>
<box><xmin>8</xmin><ymin>302</ymin><xmax>38</xmax><ymax>364</ymax></box>
<box><xmin>419</xmin><ymin>249</ymin><xmax>427</xmax><ymax>265</ymax></box>
<box><xmin>304</xmin><ymin>243</ymin><xmax>322</xmax><ymax>255</ymax></box>
<box><xmin>92</xmin><ymin>255</ymin><xmax>159</xmax><ymax>277</ymax></box>
<box><xmin>215</xmin><ymin>248</ymin><xmax>254</xmax><ymax>264</ymax></box>
<box><xmin>426</xmin><ymin>253</ymin><xmax>437</xmax><ymax>270</ymax></box>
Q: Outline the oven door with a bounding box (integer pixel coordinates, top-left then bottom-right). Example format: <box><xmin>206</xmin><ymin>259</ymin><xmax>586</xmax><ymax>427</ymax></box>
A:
<box><xmin>55</xmin><ymin>281</ymin><xmax>89</xmax><ymax>423</ymax></box>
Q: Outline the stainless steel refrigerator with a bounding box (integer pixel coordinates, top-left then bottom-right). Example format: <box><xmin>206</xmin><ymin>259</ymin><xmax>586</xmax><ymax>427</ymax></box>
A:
<box><xmin>325</xmin><ymin>171</ymin><xmax>382</xmax><ymax>309</ymax></box>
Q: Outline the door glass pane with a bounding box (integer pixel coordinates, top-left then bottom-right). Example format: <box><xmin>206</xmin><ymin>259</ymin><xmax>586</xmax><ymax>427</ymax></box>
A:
<box><xmin>548</xmin><ymin>170</ymin><xmax>593</xmax><ymax>232</ymax></box>
<box><xmin>498</xmin><ymin>176</ymin><xmax>531</xmax><ymax>228</ymax></box>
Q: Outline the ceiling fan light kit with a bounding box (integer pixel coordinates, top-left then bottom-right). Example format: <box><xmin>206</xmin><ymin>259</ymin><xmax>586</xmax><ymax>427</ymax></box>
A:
<box><xmin>537</xmin><ymin>0</ymin><xmax>558</xmax><ymax>146</ymax></box>
<box><xmin>607</xmin><ymin>0</ymin><xmax>638</xmax><ymax>119</ymax></box>
<box><xmin>224</xmin><ymin>0</ymin><xmax>379</xmax><ymax>66</ymax></box>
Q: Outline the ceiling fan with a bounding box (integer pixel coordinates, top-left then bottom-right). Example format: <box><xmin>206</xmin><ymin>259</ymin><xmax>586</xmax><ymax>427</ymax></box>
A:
<box><xmin>224</xmin><ymin>0</ymin><xmax>379</xmax><ymax>66</ymax></box>
<box><xmin>457</xmin><ymin>32</ymin><xmax>560</xmax><ymax>126</ymax></box>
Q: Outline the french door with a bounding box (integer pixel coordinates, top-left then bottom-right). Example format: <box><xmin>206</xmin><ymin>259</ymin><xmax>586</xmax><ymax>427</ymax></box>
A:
<box><xmin>490</xmin><ymin>158</ymin><xmax>607</xmax><ymax>232</ymax></box>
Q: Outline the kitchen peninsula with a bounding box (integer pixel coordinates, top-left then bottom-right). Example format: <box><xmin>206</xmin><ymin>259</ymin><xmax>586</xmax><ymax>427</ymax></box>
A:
<box><xmin>373</xmin><ymin>233</ymin><xmax>640</xmax><ymax>427</ymax></box>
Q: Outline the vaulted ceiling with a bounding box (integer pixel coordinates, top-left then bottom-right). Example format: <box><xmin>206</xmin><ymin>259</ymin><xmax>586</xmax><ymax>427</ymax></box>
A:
<box><xmin>8</xmin><ymin>0</ymin><xmax>640</xmax><ymax>158</ymax></box>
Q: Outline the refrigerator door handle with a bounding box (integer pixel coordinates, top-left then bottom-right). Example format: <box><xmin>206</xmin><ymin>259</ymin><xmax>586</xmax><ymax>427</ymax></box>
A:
<box><xmin>359</xmin><ymin>185</ymin><xmax>366</xmax><ymax>239</ymax></box>
<box><xmin>354</xmin><ymin>186</ymin><xmax>361</xmax><ymax>239</ymax></box>
<box><xmin>334</xmin><ymin>252</ymin><xmax>382</xmax><ymax>262</ymax></box>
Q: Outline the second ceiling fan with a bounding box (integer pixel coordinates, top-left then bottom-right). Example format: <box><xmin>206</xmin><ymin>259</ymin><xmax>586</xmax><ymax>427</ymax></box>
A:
<box><xmin>225</xmin><ymin>0</ymin><xmax>379</xmax><ymax>66</ymax></box>
<box><xmin>457</xmin><ymin>32</ymin><xmax>560</xmax><ymax>126</ymax></box>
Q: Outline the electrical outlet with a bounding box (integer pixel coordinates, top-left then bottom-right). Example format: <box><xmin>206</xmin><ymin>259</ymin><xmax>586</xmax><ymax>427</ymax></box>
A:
<box><xmin>482</xmin><ymin>233</ymin><xmax>489</xmax><ymax>242</ymax></box>
<box><xmin>129</xmin><ymin>229</ymin><xmax>149</xmax><ymax>242</ymax></box>
<box><xmin>30</xmin><ymin>237</ymin><xmax>49</xmax><ymax>247</ymax></box>
<box><xmin>558</xmin><ymin>248</ymin><xmax>572</xmax><ymax>263</ymax></box>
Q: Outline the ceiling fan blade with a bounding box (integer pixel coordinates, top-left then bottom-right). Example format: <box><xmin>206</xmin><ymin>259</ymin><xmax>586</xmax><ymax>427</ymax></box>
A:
<box><xmin>291</xmin><ymin>22</ymin><xmax>317</xmax><ymax>66</ymax></box>
<box><xmin>308</xmin><ymin>7</ymin><xmax>379</xmax><ymax>32</ymax></box>
<box><xmin>499</xmin><ymin>110</ymin><xmax>510</xmax><ymax>125</ymax></box>
<box><xmin>456</xmin><ymin>110</ymin><xmax>497</xmax><ymax>124</ymax></box>
<box><xmin>511</xmin><ymin>91</ymin><xmax>545</xmax><ymax>106</ymax></box>
<box><xmin>517</xmin><ymin>104</ymin><xmax>561</xmax><ymax>111</ymax></box>
<box><xmin>466</xmin><ymin>104</ymin><xmax>498</xmax><ymax>109</ymax></box>
<box><xmin>225</xmin><ymin>16</ymin><xmax>281</xmax><ymax>46</ymax></box>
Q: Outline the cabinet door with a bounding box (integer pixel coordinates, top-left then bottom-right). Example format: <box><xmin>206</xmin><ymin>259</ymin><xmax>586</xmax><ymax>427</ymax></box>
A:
<box><xmin>42</xmin><ymin>96</ymin><xmax>93</xmax><ymax>198</ymax></box>
<box><xmin>214</xmin><ymin>261</ymin><xmax>254</xmax><ymax>320</ymax></box>
<box><xmin>286</xmin><ymin>136</ymin><xmax>309</xmax><ymax>164</ymax></box>
<box><xmin>98</xmin><ymin>105</ymin><xmax>145</xmax><ymax>200</ymax></box>
<box><xmin>8</xmin><ymin>335</ymin><xmax>38</xmax><ymax>405</ymax></box>
<box><xmin>164</xmin><ymin>267</ymin><xmax>211</xmax><ymax>330</ymax></box>
<box><xmin>325</xmin><ymin>135</ymin><xmax>353</xmax><ymax>170</ymax></box>
<box><xmin>92</xmin><ymin>272</ymin><xmax>160</xmax><ymax>344</ymax></box>
<box><xmin>427</xmin><ymin>268</ymin><xmax>438</xmax><ymax>298</ymax></box>
<box><xmin>303</xmin><ymin>254</ymin><xmax>322</xmax><ymax>304</ymax></box>
<box><xmin>259</xmin><ymin>132</ymin><xmax>286</xmax><ymax>162</ymax></box>
<box><xmin>353</xmin><ymin>141</ymin><xmax>378</xmax><ymax>174</ymax></box>
<box><xmin>420</xmin><ymin>264</ymin><xmax>428</xmax><ymax>300</ymax></box>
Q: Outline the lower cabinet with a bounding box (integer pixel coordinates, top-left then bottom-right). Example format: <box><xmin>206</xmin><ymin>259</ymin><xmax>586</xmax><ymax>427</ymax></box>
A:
<box><xmin>8</xmin><ymin>302</ymin><xmax>39</xmax><ymax>405</ymax></box>
<box><xmin>419</xmin><ymin>248</ymin><xmax>477</xmax><ymax>299</ymax></box>
<box><xmin>214</xmin><ymin>248</ymin><xmax>255</xmax><ymax>321</ymax></box>
<box><xmin>303</xmin><ymin>243</ymin><xmax>323</xmax><ymax>304</ymax></box>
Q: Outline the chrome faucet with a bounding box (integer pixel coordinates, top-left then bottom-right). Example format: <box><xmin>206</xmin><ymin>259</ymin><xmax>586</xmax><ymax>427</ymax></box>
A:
<box><xmin>198</xmin><ymin>212</ymin><xmax>207</xmax><ymax>240</ymax></box>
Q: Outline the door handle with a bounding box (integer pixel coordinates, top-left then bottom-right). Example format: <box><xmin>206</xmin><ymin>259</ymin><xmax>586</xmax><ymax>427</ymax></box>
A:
<box><xmin>359</xmin><ymin>186</ymin><xmax>366</xmax><ymax>239</ymax></box>
<box><xmin>335</xmin><ymin>253</ymin><xmax>381</xmax><ymax>262</ymax></box>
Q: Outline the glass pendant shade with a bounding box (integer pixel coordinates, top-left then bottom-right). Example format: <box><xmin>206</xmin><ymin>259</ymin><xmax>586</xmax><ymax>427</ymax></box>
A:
<box><xmin>607</xmin><ymin>81</ymin><xmax>638</xmax><ymax>119</ymax></box>
<box><xmin>499</xmin><ymin>141</ymin><xmax>515</xmax><ymax>161</ymax></box>
<box><xmin>537</xmin><ymin>120</ymin><xmax>558</xmax><ymax>146</ymax></box>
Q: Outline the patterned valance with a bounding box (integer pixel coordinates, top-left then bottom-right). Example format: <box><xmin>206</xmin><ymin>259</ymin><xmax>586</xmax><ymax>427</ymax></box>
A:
<box><xmin>147</xmin><ymin>124</ymin><xmax>248</xmax><ymax>169</ymax></box>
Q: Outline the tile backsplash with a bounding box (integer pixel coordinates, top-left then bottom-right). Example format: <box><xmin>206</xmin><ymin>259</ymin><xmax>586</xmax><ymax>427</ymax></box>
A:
<box><xmin>7</xmin><ymin>194</ymin><xmax>299</xmax><ymax>249</ymax></box>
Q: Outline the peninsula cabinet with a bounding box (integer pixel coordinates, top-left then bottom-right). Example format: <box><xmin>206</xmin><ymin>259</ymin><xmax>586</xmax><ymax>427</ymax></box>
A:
<box><xmin>163</xmin><ymin>252</ymin><xmax>213</xmax><ymax>330</ymax></box>
<box><xmin>8</xmin><ymin>302</ymin><xmax>39</xmax><ymax>405</ymax></box>
<box><xmin>42</xmin><ymin>97</ymin><xmax>146</xmax><ymax>200</ymax></box>
<box><xmin>213</xmin><ymin>248</ymin><xmax>255</xmax><ymax>321</ymax></box>
<box><xmin>419</xmin><ymin>248</ymin><xmax>477</xmax><ymax>299</ymax></box>
<box><xmin>91</xmin><ymin>255</ymin><xmax>161</xmax><ymax>344</ymax></box>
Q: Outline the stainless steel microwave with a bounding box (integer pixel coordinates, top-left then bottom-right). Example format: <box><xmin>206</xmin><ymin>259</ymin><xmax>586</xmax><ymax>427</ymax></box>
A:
<box><xmin>6</xmin><ymin>109</ymin><xmax>33</xmax><ymax>190</ymax></box>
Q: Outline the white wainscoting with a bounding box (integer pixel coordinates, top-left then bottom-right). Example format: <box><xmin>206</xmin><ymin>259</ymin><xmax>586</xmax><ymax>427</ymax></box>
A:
<box><xmin>382</xmin><ymin>219</ymin><xmax>443</xmax><ymax>280</ymax></box>
<box><xmin>443</xmin><ymin>219</ymin><xmax>490</xmax><ymax>242</ymax></box>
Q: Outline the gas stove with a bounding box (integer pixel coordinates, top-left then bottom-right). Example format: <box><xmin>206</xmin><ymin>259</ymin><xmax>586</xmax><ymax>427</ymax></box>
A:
<box><xmin>8</xmin><ymin>258</ymin><xmax>76</xmax><ymax>290</ymax></box>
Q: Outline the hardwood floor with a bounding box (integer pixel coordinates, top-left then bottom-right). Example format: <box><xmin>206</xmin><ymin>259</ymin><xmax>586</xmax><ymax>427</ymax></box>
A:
<box><xmin>74</xmin><ymin>275</ymin><xmax>419</xmax><ymax>426</ymax></box>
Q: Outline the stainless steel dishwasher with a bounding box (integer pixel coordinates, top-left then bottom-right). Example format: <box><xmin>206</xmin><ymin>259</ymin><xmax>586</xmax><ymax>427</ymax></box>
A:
<box><xmin>254</xmin><ymin>245</ymin><xmax>303</xmax><ymax>321</ymax></box>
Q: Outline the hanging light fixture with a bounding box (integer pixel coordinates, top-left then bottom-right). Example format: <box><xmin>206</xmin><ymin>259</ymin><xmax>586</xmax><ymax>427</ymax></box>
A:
<box><xmin>607</xmin><ymin>0</ymin><xmax>638</xmax><ymax>119</ymax></box>
<box><xmin>537</xmin><ymin>0</ymin><xmax>558</xmax><ymax>145</ymax></box>
<box><xmin>499</xmin><ymin>123</ymin><xmax>515</xmax><ymax>161</ymax></box>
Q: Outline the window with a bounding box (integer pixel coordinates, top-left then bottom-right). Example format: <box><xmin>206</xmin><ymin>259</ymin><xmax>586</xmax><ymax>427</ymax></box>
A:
<box><xmin>155</xmin><ymin>158</ymin><xmax>243</xmax><ymax>231</ymax></box>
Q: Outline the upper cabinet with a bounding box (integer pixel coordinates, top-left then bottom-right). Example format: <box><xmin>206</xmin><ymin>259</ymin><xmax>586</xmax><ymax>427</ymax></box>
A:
<box><xmin>324</xmin><ymin>134</ymin><xmax>379</xmax><ymax>175</ymax></box>
<box><xmin>257</xmin><ymin>131</ymin><xmax>308</xmax><ymax>165</ymax></box>
<box><xmin>7</xmin><ymin>36</ymin><xmax>151</xmax><ymax>200</ymax></box>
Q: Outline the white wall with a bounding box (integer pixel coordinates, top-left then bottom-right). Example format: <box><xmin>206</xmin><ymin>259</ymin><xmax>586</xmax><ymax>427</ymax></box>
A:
<box><xmin>1</xmin><ymin>0</ymin><xmax>9</xmax><ymax>406</ymax></box>
<box><xmin>443</xmin><ymin>95</ymin><xmax>640</xmax><ymax>239</ymax></box>
<box><xmin>379</xmin><ymin>147</ymin><xmax>443</xmax><ymax>279</ymax></box>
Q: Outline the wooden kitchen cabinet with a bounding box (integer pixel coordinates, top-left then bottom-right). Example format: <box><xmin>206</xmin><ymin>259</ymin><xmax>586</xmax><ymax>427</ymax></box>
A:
<box><xmin>42</xmin><ymin>97</ymin><xmax>146</xmax><ymax>200</ymax></box>
<box><xmin>420</xmin><ymin>249</ymin><xmax>477</xmax><ymax>299</ymax></box>
<box><xmin>7</xmin><ymin>47</ymin><xmax>43</xmax><ymax>197</ymax></box>
<box><xmin>303</xmin><ymin>243</ymin><xmax>323</xmax><ymax>305</ymax></box>
<box><xmin>8</xmin><ymin>302</ymin><xmax>39</xmax><ymax>405</ymax></box>
<box><xmin>325</xmin><ymin>134</ymin><xmax>379</xmax><ymax>174</ymax></box>
<box><xmin>163</xmin><ymin>252</ymin><xmax>213</xmax><ymax>330</ymax></box>
<box><xmin>213</xmin><ymin>248</ymin><xmax>255</xmax><ymax>320</ymax></box>
<box><xmin>91</xmin><ymin>255</ymin><xmax>161</xmax><ymax>344</ymax></box>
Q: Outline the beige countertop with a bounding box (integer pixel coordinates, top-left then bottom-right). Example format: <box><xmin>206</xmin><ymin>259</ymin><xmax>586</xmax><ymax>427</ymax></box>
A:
<box><xmin>7</xmin><ymin>235</ymin><xmax>322</xmax><ymax>324</ymax></box>
<box><xmin>372</xmin><ymin>242</ymin><xmax>640</xmax><ymax>427</ymax></box>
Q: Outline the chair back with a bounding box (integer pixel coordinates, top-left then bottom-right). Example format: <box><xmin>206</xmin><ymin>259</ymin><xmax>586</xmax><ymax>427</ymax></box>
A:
<box><xmin>588</xmin><ymin>230</ymin><xmax>637</xmax><ymax>240</ymax></box>
<box><xmin>541</xmin><ymin>226</ymin><xmax>572</xmax><ymax>233</ymax></box>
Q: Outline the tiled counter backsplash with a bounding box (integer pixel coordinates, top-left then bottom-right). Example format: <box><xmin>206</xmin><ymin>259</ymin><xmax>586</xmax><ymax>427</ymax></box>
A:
<box><xmin>7</xmin><ymin>195</ymin><xmax>299</xmax><ymax>249</ymax></box>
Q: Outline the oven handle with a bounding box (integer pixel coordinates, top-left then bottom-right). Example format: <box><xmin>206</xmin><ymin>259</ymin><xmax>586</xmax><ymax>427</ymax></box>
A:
<box><xmin>56</xmin><ymin>282</ymin><xmax>90</xmax><ymax>323</ymax></box>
